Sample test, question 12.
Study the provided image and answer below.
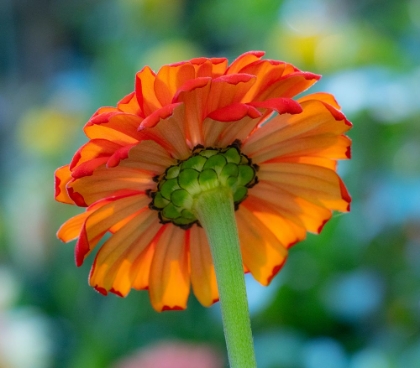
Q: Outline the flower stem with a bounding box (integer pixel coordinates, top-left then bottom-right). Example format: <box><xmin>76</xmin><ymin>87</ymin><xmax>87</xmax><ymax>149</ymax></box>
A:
<box><xmin>193</xmin><ymin>188</ymin><xmax>257</xmax><ymax>368</ymax></box>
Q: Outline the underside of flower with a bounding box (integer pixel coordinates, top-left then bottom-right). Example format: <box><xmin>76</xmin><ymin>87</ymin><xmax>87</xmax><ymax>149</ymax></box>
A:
<box><xmin>55</xmin><ymin>51</ymin><xmax>352</xmax><ymax>314</ymax></box>
<box><xmin>149</xmin><ymin>141</ymin><xmax>258</xmax><ymax>228</ymax></box>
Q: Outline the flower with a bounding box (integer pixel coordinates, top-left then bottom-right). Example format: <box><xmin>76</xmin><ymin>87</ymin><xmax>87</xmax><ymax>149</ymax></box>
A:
<box><xmin>55</xmin><ymin>51</ymin><xmax>351</xmax><ymax>312</ymax></box>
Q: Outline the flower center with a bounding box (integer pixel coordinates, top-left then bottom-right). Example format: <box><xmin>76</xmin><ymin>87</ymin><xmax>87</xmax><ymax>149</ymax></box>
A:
<box><xmin>149</xmin><ymin>142</ymin><xmax>259</xmax><ymax>229</ymax></box>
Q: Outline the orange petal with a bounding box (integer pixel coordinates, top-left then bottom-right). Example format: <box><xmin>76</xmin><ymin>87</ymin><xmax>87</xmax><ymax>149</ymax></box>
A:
<box><xmin>242</xmin><ymin>196</ymin><xmax>306</xmax><ymax>248</ymax></box>
<box><xmin>135</xmin><ymin>66</ymin><xmax>162</xmax><ymax>117</ymax></box>
<box><xmin>75</xmin><ymin>193</ymin><xmax>150</xmax><ymax>265</ymax></box>
<box><xmin>226</xmin><ymin>51</ymin><xmax>265</xmax><ymax>74</ymax></box>
<box><xmin>217</xmin><ymin>115</ymin><xmax>261</xmax><ymax>147</ymax></box>
<box><xmin>248</xmin><ymin>134</ymin><xmax>351</xmax><ymax>164</ymax></box>
<box><xmin>130</xmin><ymin>229</ymin><xmax>161</xmax><ymax>291</ymax></box>
<box><xmin>121</xmin><ymin>139</ymin><xmax>177</xmax><ymax>173</ymax></box>
<box><xmin>88</xmin><ymin>209</ymin><xmax>160</xmax><ymax>296</ymax></box>
<box><xmin>271</xmin><ymin>155</ymin><xmax>337</xmax><ymax>170</ymax></box>
<box><xmin>55</xmin><ymin>165</ymin><xmax>74</xmax><ymax>204</ymax></box>
<box><xmin>84</xmin><ymin>112</ymin><xmax>142</xmax><ymax>144</ymax></box>
<box><xmin>68</xmin><ymin>166</ymin><xmax>154</xmax><ymax>206</ymax></box>
<box><xmin>253</xmin><ymin>71</ymin><xmax>320</xmax><ymax>101</ymax></box>
<box><xmin>154</xmin><ymin>62</ymin><xmax>196</xmax><ymax>106</ymax></box>
<box><xmin>236</xmin><ymin>206</ymin><xmax>288</xmax><ymax>286</ymax></box>
<box><xmin>205</xmin><ymin>74</ymin><xmax>256</xmax><ymax>115</ymax></box>
<box><xmin>173</xmin><ymin>77</ymin><xmax>212</xmax><ymax>146</ymax></box>
<box><xmin>244</xmin><ymin>99</ymin><xmax>351</xmax><ymax>156</ymax></box>
<box><xmin>249</xmin><ymin>181</ymin><xmax>333</xmax><ymax>234</ymax></box>
<box><xmin>258</xmin><ymin>162</ymin><xmax>351</xmax><ymax>212</ymax></box>
<box><xmin>193</xmin><ymin>57</ymin><xmax>227</xmax><ymax>78</ymax></box>
<box><xmin>70</xmin><ymin>139</ymin><xmax>123</xmax><ymax>170</ymax></box>
<box><xmin>57</xmin><ymin>211</ymin><xmax>89</xmax><ymax>243</ymax></box>
<box><xmin>189</xmin><ymin>226</ymin><xmax>218</xmax><ymax>307</ymax></box>
<box><xmin>149</xmin><ymin>224</ymin><xmax>190</xmax><ymax>311</ymax></box>
<box><xmin>298</xmin><ymin>92</ymin><xmax>341</xmax><ymax>110</ymax></box>
<box><xmin>145</xmin><ymin>103</ymin><xmax>191</xmax><ymax>160</ymax></box>
<box><xmin>117</xmin><ymin>91</ymin><xmax>141</xmax><ymax>114</ymax></box>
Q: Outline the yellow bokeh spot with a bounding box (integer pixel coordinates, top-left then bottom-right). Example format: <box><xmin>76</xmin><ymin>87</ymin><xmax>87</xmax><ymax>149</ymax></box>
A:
<box><xmin>17</xmin><ymin>107</ymin><xmax>79</xmax><ymax>156</ymax></box>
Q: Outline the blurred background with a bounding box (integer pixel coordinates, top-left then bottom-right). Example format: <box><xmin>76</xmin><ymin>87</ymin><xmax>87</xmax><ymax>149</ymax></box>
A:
<box><xmin>1</xmin><ymin>0</ymin><xmax>420</xmax><ymax>367</ymax></box>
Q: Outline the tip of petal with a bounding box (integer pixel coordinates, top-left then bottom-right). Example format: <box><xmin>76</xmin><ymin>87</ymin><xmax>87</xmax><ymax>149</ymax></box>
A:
<box><xmin>345</xmin><ymin>145</ymin><xmax>352</xmax><ymax>159</ymax></box>
<box><xmin>266</xmin><ymin>262</ymin><xmax>286</xmax><ymax>285</ymax></box>
<box><xmin>339</xmin><ymin>179</ymin><xmax>352</xmax><ymax>208</ymax></box>
<box><xmin>302</xmin><ymin>72</ymin><xmax>322</xmax><ymax>81</ymax></box>
<box><xmin>162</xmin><ymin>305</ymin><xmax>185</xmax><ymax>311</ymax></box>
<box><xmin>288</xmin><ymin>238</ymin><xmax>301</xmax><ymax>248</ymax></box>
<box><xmin>110</xmin><ymin>288</ymin><xmax>125</xmax><ymax>297</ymax></box>
<box><xmin>75</xmin><ymin>227</ymin><xmax>89</xmax><ymax>266</ymax></box>
<box><xmin>240</xmin><ymin>50</ymin><xmax>265</xmax><ymax>58</ymax></box>
<box><xmin>317</xmin><ymin>219</ymin><xmax>329</xmax><ymax>234</ymax></box>
<box><xmin>138</xmin><ymin>103</ymin><xmax>182</xmax><ymax>130</ymax></box>
<box><xmin>107</xmin><ymin>144</ymin><xmax>135</xmax><ymax>167</ymax></box>
<box><xmin>94</xmin><ymin>285</ymin><xmax>108</xmax><ymax>296</ymax></box>
<box><xmin>68</xmin><ymin>187</ymin><xmax>88</xmax><ymax>207</ymax></box>
<box><xmin>208</xmin><ymin>103</ymin><xmax>261</xmax><ymax>122</ymax></box>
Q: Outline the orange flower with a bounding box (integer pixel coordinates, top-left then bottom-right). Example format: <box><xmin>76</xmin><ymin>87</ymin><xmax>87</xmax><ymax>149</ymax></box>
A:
<box><xmin>55</xmin><ymin>51</ymin><xmax>351</xmax><ymax>312</ymax></box>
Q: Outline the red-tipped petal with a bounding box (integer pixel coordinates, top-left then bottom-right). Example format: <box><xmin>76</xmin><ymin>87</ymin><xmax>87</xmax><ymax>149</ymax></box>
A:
<box><xmin>208</xmin><ymin>103</ymin><xmax>261</xmax><ymax>122</ymax></box>
<box><xmin>249</xmin><ymin>98</ymin><xmax>303</xmax><ymax>115</ymax></box>
<box><xmin>55</xmin><ymin>165</ymin><xmax>74</xmax><ymax>204</ymax></box>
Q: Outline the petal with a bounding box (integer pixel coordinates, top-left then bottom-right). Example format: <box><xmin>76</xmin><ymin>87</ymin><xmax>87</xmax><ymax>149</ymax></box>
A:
<box><xmin>258</xmin><ymin>162</ymin><xmax>351</xmax><ymax>212</ymax></box>
<box><xmin>239</xmin><ymin>58</ymin><xmax>320</xmax><ymax>101</ymax></box>
<box><xmin>248</xmin><ymin>181</ymin><xmax>333</xmax><ymax>234</ymax></box>
<box><xmin>272</xmin><ymin>155</ymin><xmax>338</xmax><ymax>170</ymax></box>
<box><xmin>84</xmin><ymin>112</ymin><xmax>142</xmax><ymax>144</ymax></box>
<box><xmin>217</xmin><ymin>115</ymin><xmax>262</xmax><ymax>147</ymax></box>
<box><xmin>130</xmin><ymin>230</ymin><xmax>160</xmax><ymax>290</ymax></box>
<box><xmin>189</xmin><ymin>225</ymin><xmax>218</xmax><ymax>307</ymax></box>
<box><xmin>241</xmin><ymin>196</ymin><xmax>305</xmax><ymax>248</ymax></box>
<box><xmin>57</xmin><ymin>211</ymin><xmax>89</xmax><ymax>243</ymax></box>
<box><xmin>207</xmin><ymin>102</ymin><xmax>261</xmax><ymax>122</ymax></box>
<box><xmin>138</xmin><ymin>102</ymin><xmax>182</xmax><ymax>129</ymax></box>
<box><xmin>205</xmin><ymin>74</ymin><xmax>256</xmax><ymax>115</ymax></box>
<box><xmin>193</xmin><ymin>57</ymin><xmax>228</xmax><ymax>77</ymax></box>
<box><xmin>70</xmin><ymin>139</ymin><xmax>123</xmax><ymax>170</ymax></box>
<box><xmin>71</xmin><ymin>157</ymin><xmax>109</xmax><ymax>179</ymax></box>
<box><xmin>298</xmin><ymin>92</ymin><xmax>341</xmax><ymax>110</ymax></box>
<box><xmin>75</xmin><ymin>193</ymin><xmax>150</xmax><ymax>266</ymax></box>
<box><xmin>149</xmin><ymin>224</ymin><xmax>190</xmax><ymax>311</ymax></box>
<box><xmin>249</xmin><ymin>134</ymin><xmax>351</xmax><ymax>164</ymax></box>
<box><xmin>173</xmin><ymin>77</ymin><xmax>212</xmax><ymax>146</ymax></box>
<box><xmin>154</xmin><ymin>62</ymin><xmax>196</xmax><ymax>106</ymax></box>
<box><xmin>135</xmin><ymin>66</ymin><xmax>162</xmax><ymax>117</ymax></box>
<box><xmin>236</xmin><ymin>205</ymin><xmax>288</xmax><ymax>286</ymax></box>
<box><xmin>248</xmin><ymin>97</ymin><xmax>302</xmax><ymax>115</ymax></box>
<box><xmin>252</xmin><ymin>71</ymin><xmax>320</xmax><ymax>101</ymax></box>
<box><xmin>117</xmin><ymin>92</ymin><xmax>141</xmax><ymax>114</ymax></box>
<box><xmin>226</xmin><ymin>51</ymin><xmax>266</xmax><ymax>74</ymax></box>
<box><xmin>244</xmin><ymin>99</ymin><xmax>351</xmax><ymax>156</ymax></box>
<box><xmin>68</xmin><ymin>165</ymin><xmax>154</xmax><ymax>207</ymax></box>
<box><xmin>89</xmin><ymin>209</ymin><xmax>160</xmax><ymax>296</ymax></box>
<box><xmin>120</xmin><ymin>139</ymin><xmax>177</xmax><ymax>173</ymax></box>
<box><xmin>145</xmin><ymin>103</ymin><xmax>191</xmax><ymax>160</ymax></box>
<box><xmin>55</xmin><ymin>165</ymin><xmax>74</xmax><ymax>204</ymax></box>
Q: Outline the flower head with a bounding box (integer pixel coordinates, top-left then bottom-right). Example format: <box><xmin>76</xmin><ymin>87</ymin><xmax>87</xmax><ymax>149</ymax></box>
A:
<box><xmin>55</xmin><ymin>51</ymin><xmax>351</xmax><ymax>311</ymax></box>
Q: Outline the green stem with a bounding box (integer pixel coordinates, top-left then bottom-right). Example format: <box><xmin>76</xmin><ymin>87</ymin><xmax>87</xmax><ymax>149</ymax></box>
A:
<box><xmin>193</xmin><ymin>187</ymin><xmax>257</xmax><ymax>368</ymax></box>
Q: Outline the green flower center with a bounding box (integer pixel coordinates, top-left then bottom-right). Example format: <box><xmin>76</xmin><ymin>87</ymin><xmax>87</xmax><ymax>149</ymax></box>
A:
<box><xmin>149</xmin><ymin>142</ymin><xmax>259</xmax><ymax>229</ymax></box>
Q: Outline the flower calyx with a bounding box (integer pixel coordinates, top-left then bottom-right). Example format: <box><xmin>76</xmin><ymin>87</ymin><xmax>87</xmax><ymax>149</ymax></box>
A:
<box><xmin>149</xmin><ymin>142</ymin><xmax>259</xmax><ymax>229</ymax></box>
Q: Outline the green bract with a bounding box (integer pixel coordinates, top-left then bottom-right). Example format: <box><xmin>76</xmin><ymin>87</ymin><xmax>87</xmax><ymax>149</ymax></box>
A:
<box><xmin>150</xmin><ymin>144</ymin><xmax>258</xmax><ymax>228</ymax></box>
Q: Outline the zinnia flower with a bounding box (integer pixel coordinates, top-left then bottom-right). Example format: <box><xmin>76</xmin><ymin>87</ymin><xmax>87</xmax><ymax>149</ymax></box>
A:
<box><xmin>55</xmin><ymin>51</ymin><xmax>351</xmax><ymax>312</ymax></box>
